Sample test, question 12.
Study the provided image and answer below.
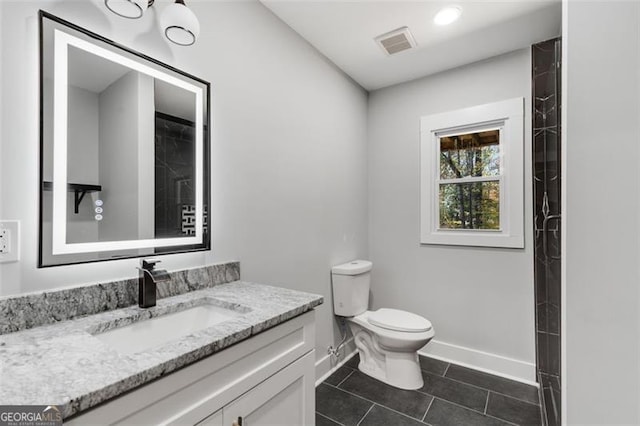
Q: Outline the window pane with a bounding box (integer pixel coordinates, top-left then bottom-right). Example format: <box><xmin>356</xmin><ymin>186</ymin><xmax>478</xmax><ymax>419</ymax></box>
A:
<box><xmin>440</xmin><ymin>130</ymin><xmax>500</xmax><ymax>179</ymax></box>
<box><xmin>439</xmin><ymin>181</ymin><xmax>500</xmax><ymax>230</ymax></box>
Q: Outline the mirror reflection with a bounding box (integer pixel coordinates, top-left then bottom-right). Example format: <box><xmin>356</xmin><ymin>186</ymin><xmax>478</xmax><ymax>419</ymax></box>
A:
<box><xmin>40</xmin><ymin>12</ymin><xmax>210</xmax><ymax>267</ymax></box>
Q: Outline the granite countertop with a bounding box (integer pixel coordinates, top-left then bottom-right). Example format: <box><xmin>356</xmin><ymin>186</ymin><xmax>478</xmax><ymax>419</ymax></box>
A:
<box><xmin>0</xmin><ymin>281</ymin><xmax>323</xmax><ymax>419</ymax></box>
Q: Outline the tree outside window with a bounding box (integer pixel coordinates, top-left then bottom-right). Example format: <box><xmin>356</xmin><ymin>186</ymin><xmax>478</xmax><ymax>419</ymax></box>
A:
<box><xmin>438</xmin><ymin>130</ymin><xmax>501</xmax><ymax>230</ymax></box>
<box><xmin>420</xmin><ymin>98</ymin><xmax>524</xmax><ymax>248</ymax></box>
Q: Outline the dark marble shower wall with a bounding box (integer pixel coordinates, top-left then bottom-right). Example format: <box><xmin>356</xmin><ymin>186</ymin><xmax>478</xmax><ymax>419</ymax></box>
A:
<box><xmin>155</xmin><ymin>113</ymin><xmax>196</xmax><ymax>238</ymax></box>
<box><xmin>532</xmin><ymin>38</ymin><xmax>561</xmax><ymax>426</ymax></box>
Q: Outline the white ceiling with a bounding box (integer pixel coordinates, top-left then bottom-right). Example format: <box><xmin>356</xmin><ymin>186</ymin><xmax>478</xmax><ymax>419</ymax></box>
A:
<box><xmin>261</xmin><ymin>0</ymin><xmax>562</xmax><ymax>91</ymax></box>
<box><xmin>68</xmin><ymin>45</ymin><xmax>130</xmax><ymax>93</ymax></box>
<box><xmin>67</xmin><ymin>47</ymin><xmax>195</xmax><ymax>121</ymax></box>
<box><xmin>155</xmin><ymin>79</ymin><xmax>197</xmax><ymax>121</ymax></box>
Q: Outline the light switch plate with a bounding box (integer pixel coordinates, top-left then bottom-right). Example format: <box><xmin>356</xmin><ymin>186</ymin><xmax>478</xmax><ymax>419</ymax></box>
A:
<box><xmin>0</xmin><ymin>220</ymin><xmax>20</xmax><ymax>263</ymax></box>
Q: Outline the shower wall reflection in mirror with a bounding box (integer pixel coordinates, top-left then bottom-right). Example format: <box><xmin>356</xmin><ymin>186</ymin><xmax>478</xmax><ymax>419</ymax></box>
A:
<box><xmin>39</xmin><ymin>12</ymin><xmax>210</xmax><ymax>267</ymax></box>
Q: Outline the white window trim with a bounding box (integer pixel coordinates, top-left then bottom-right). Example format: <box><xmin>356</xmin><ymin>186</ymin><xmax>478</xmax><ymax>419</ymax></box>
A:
<box><xmin>420</xmin><ymin>98</ymin><xmax>524</xmax><ymax>248</ymax></box>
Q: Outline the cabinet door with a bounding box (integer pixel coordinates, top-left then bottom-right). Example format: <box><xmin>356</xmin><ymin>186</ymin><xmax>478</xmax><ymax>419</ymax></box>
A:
<box><xmin>197</xmin><ymin>409</ymin><xmax>223</xmax><ymax>426</ymax></box>
<box><xmin>222</xmin><ymin>351</ymin><xmax>315</xmax><ymax>426</ymax></box>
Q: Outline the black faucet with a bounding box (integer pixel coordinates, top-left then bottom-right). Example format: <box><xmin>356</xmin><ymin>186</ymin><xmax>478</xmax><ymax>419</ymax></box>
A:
<box><xmin>138</xmin><ymin>259</ymin><xmax>171</xmax><ymax>308</ymax></box>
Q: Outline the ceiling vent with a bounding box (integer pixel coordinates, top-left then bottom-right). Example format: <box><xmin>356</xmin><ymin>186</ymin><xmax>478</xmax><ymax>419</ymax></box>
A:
<box><xmin>375</xmin><ymin>27</ymin><xmax>417</xmax><ymax>56</ymax></box>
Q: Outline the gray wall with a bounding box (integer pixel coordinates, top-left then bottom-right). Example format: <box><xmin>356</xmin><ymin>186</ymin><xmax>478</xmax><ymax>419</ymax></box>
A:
<box><xmin>98</xmin><ymin>71</ymin><xmax>155</xmax><ymax>246</ymax></box>
<box><xmin>68</xmin><ymin>86</ymin><xmax>99</xmax><ymax>186</ymax></box>
<box><xmin>563</xmin><ymin>1</ymin><xmax>640</xmax><ymax>423</ymax></box>
<box><xmin>367</xmin><ymin>49</ymin><xmax>535</xmax><ymax>378</ymax></box>
<box><xmin>67</xmin><ymin>85</ymin><xmax>100</xmax><ymax>244</ymax></box>
<box><xmin>99</xmin><ymin>71</ymin><xmax>143</xmax><ymax>243</ymax></box>
<box><xmin>0</xmin><ymin>1</ymin><xmax>368</xmax><ymax>378</ymax></box>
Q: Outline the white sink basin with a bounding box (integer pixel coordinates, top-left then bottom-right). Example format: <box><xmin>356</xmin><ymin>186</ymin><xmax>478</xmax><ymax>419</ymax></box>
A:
<box><xmin>94</xmin><ymin>304</ymin><xmax>241</xmax><ymax>355</ymax></box>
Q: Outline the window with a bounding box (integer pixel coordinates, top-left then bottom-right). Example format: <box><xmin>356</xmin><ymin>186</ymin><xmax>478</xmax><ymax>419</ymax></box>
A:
<box><xmin>420</xmin><ymin>98</ymin><xmax>524</xmax><ymax>248</ymax></box>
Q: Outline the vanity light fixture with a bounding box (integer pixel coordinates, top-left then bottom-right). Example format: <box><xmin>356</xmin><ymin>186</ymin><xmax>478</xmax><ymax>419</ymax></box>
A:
<box><xmin>433</xmin><ymin>5</ymin><xmax>463</xmax><ymax>26</ymax></box>
<box><xmin>161</xmin><ymin>0</ymin><xmax>201</xmax><ymax>46</ymax></box>
<box><xmin>104</xmin><ymin>0</ymin><xmax>200</xmax><ymax>46</ymax></box>
<box><xmin>104</xmin><ymin>0</ymin><xmax>154</xmax><ymax>19</ymax></box>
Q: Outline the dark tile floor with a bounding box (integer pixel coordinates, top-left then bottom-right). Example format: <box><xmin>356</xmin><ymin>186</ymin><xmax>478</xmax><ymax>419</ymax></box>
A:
<box><xmin>316</xmin><ymin>354</ymin><xmax>542</xmax><ymax>426</ymax></box>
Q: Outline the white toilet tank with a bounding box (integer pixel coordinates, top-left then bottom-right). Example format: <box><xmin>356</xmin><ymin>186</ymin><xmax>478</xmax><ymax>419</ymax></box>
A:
<box><xmin>331</xmin><ymin>260</ymin><xmax>372</xmax><ymax>316</ymax></box>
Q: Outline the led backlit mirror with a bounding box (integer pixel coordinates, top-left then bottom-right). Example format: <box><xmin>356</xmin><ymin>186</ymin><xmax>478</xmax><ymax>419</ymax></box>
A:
<box><xmin>39</xmin><ymin>12</ymin><xmax>210</xmax><ymax>267</ymax></box>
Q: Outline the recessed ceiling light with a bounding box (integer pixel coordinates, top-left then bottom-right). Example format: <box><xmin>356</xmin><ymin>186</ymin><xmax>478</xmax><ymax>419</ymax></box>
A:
<box><xmin>434</xmin><ymin>6</ymin><xmax>462</xmax><ymax>26</ymax></box>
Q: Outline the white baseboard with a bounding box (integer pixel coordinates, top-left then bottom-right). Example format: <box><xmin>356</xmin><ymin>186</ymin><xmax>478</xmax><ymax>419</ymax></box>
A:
<box><xmin>315</xmin><ymin>338</ymin><xmax>357</xmax><ymax>386</ymax></box>
<box><xmin>419</xmin><ymin>339</ymin><xmax>538</xmax><ymax>386</ymax></box>
<box><xmin>315</xmin><ymin>337</ymin><xmax>537</xmax><ymax>387</ymax></box>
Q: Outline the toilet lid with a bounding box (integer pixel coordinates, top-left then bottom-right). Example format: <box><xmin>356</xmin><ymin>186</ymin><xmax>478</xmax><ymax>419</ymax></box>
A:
<box><xmin>368</xmin><ymin>308</ymin><xmax>432</xmax><ymax>333</ymax></box>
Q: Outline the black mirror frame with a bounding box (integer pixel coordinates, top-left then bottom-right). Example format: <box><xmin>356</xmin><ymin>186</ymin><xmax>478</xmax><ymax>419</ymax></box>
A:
<box><xmin>38</xmin><ymin>10</ymin><xmax>211</xmax><ymax>268</ymax></box>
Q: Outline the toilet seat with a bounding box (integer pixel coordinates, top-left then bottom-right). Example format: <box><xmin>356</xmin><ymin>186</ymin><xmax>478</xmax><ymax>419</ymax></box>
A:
<box><xmin>367</xmin><ymin>308</ymin><xmax>432</xmax><ymax>333</ymax></box>
<box><xmin>347</xmin><ymin>311</ymin><xmax>435</xmax><ymax>351</ymax></box>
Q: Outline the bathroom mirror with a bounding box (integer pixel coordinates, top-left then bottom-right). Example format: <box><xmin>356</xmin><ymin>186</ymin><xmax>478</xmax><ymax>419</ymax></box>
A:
<box><xmin>39</xmin><ymin>12</ymin><xmax>210</xmax><ymax>267</ymax></box>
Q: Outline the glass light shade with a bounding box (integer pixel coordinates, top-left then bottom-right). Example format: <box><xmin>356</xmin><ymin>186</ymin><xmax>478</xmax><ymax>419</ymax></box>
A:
<box><xmin>105</xmin><ymin>0</ymin><xmax>149</xmax><ymax>19</ymax></box>
<box><xmin>434</xmin><ymin>6</ymin><xmax>462</xmax><ymax>26</ymax></box>
<box><xmin>162</xmin><ymin>1</ymin><xmax>200</xmax><ymax>46</ymax></box>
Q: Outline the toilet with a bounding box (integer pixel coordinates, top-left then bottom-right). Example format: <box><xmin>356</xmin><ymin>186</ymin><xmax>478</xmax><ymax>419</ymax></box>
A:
<box><xmin>331</xmin><ymin>260</ymin><xmax>434</xmax><ymax>390</ymax></box>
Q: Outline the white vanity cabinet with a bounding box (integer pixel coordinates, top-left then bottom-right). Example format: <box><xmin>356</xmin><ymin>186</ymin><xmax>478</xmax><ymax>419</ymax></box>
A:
<box><xmin>66</xmin><ymin>311</ymin><xmax>316</xmax><ymax>426</ymax></box>
<box><xmin>200</xmin><ymin>352</ymin><xmax>314</xmax><ymax>426</ymax></box>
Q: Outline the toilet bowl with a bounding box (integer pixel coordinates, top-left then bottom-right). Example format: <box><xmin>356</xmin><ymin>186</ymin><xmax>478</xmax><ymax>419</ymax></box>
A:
<box><xmin>331</xmin><ymin>260</ymin><xmax>435</xmax><ymax>390</ymax></box>
<box><xmin>347</xmin><ymin>309</ymin><xmax>434</xmax><ymax>389</ymax></box>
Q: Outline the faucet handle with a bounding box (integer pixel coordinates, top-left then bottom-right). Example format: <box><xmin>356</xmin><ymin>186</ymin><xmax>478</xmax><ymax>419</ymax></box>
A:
<box><xmin>141</xmin><ymin>258</ymin><xmax>162</xmax><ymax>269</ymax></box>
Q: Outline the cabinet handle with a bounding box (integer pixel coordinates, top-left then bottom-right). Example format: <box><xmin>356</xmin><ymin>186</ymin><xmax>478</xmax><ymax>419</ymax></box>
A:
<box><xmin>232</xmin><ymin>416</ymin><xmax>243</xmax><ymax>426</ymax></box>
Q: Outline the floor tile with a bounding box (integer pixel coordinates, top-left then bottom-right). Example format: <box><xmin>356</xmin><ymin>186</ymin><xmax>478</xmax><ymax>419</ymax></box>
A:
<box><xmin>359</xmin><ymin>405</ymin><xmax>425</xmax><ymax>426</ymax></box>
<box><xmin>316</xmin><ymin>412</ymin><xmax>343</xmax><ymax>426</ymax></box>
<box><xmin>445</xmin><ymin>364</ymin><xmax>539</xmax><ymax>404</ymax></box>
<box><xmin>345</xmin><ymin>353</ymin><xmax>360</xmax><ymax>369</ymax></box>
<box><xmin>418</xmin><ymin>355</ymin><xmax>449</xmax><ymax>376</ymax></box>
<box><xmin>424</xmin><ymin>398</ymin><xmax>513</xmax><ymax>426</ymax></box>
<box><xmin>316</xmin><ymin>383</ymin><xmax>373</xmax><ymax>426</ymax></box>
<box><xmin>420</xmin><ymin>371</ymin><xmax>488</xmax><ymax>412</ymax></box>
<box><xmin>487</xmin><ymin>392</ymin><xmax>542</xmax><ymax>426</ymax></box>
<box><xmin>339</xmin><ymin>370</ymin><xmax>432</xmax><ymax>420</ymax></box>
<box><xmin>324</xmin><ymin>365</ymin><xmax>355</xmax><ymax>386</ymax></box>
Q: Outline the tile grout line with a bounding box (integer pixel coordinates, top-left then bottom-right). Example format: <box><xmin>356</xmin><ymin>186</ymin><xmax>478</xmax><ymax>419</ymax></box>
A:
<box><xmin>415</xmin><ymin>377</ymin><xmax>539</xmax><ymax>414</ymax></box>
<box><xmin>316</xmin><ymin>411</ymin><xmax>347</xmax><ymax>426</ymax></box>
<box><xmin>438</xmin><ymin>359</ymin><xmax>537</xmax><ymax>388</ymax></box>
<box><xmin>323</xmin><ymin>382</ymin><xmax>430</xmax><ymax>424</ymax></box>
<box><xmin>335</xmin><ymin>369</ymin><xmax>355</xmax><ymax>388</ymax></box>
<box><xmin>323</xmin><ymin>367</ymin><xmax>537</xmax><ymax>425</ymax></box>
<box><xmin>335</xmin><ymin>367</ymin><xmax>534</xmax><ymax>421</ymax></box>
<box><xmin>330</xmin><ymin>374</ymin><xmax>539</xmax><ymax>425</ymax></box>
<box><xmin>424</xmin><ymin>356</ymin><xmax>537</xmax><ymax>393</ymax></box>
<box><xmin>413</xmin><ymin>387</ymin><xmax>487</xmax><ymax>416</ymax></box>
<box><xmin>428</xmin><ymin>396</ymin><xmax>520</xmax><ymax>426</ymax></box>
<box><xmin>481</xmin><ymin>389</ymin><xmax>540</xmax><ymax>407</ymax></box>
<box><xmin>421</xmin><ymin>396</ymin><xmax>434</xmax><ymax>422</ymax></box>
<box><xmin>422</xmin><ymin>369</ymin><xmax>490</xmax><ymax>394</ymax></box>
<box><xmin>355</xmin><ymin>404</ymin><xmax>375</xmax><ymax>426</ymax></box>
<box><xmin>424</xmin><ymin>369</ymin><xmax>540</xmax><ymax>407</ymax></box>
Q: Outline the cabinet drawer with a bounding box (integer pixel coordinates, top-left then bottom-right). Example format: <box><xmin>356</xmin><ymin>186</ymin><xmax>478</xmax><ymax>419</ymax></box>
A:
<box><xmin>66</xmin><ymin>311</ymin><xmax>315</xmax><ymax>425</ymax></box>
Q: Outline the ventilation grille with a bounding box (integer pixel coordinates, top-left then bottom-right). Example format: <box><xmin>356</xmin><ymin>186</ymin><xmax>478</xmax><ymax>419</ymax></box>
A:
<box><xmin>375</xmin><ymin>27</ymin><xmax>417</xmax><ymax>55</ymax></box>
